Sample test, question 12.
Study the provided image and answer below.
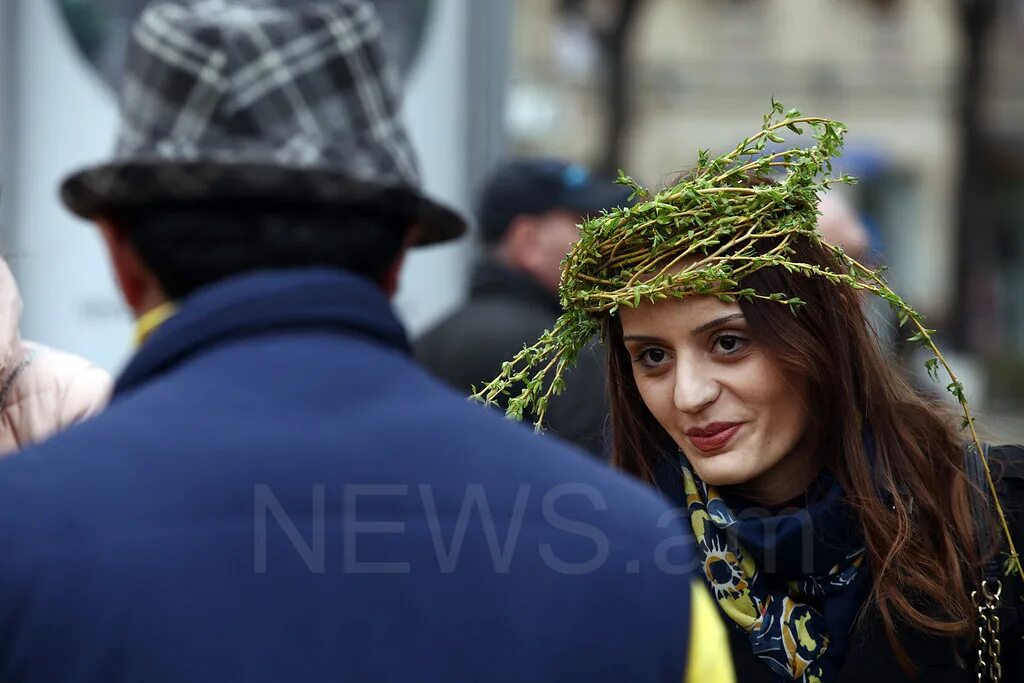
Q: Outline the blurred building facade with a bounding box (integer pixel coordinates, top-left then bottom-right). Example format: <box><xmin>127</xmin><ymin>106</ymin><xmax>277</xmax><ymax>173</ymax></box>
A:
<box><xmin>508</xmin><ymin>0</ymin><xmax>1024</xmax><ymax>415</ymax></box>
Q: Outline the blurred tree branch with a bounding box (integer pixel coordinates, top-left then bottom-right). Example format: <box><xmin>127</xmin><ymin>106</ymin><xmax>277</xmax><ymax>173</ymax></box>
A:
<box><xmin>861</xmin><ymin>0</ymin><xmax>1001</xmax><ymax>347</ymax></box>
<box><xmin>950</xmin><ymin>0</ymin><xmax>998</xmax><ymax>349</ymax></box>
<box><xmin>557</xmin><ymin>0</ymin><xmax>647</xmax><ymax>176</ymax></box>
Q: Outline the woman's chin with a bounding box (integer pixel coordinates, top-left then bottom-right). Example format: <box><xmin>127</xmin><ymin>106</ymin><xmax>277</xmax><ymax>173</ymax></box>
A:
<box><xmin>684</xmin><ymin>448</ymin><xmax>756</xmax><ymax>487</ymax></box>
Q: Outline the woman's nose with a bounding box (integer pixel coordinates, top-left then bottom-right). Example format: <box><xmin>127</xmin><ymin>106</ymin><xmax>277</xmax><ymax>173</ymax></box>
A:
<box><xmin>672</xmin><ymin>354</ymin><xmax>719</xmax><ymax>414</ymax></box>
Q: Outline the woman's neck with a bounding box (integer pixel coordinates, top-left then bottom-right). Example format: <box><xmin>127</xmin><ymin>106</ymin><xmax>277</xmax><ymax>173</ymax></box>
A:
<box><xmin>725</xmin><ymin>432</ymin><xmax>825</xmax><ymax>508</ymax></box>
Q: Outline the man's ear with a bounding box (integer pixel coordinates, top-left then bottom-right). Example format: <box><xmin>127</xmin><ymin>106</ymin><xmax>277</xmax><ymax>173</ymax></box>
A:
<box><xmin>501</xmin><ymin>215</ymin><xmax>539</xmax><ymax>270</ymax></box>
<box><xmin>379</xmin><ymin>223</ymin><xmax>421</xmax><ymax>298</ymax></box>
<box><xmin>96</xmin><ymin>218</ymin><xmax>166</xmax><ymax>316</ymax></box>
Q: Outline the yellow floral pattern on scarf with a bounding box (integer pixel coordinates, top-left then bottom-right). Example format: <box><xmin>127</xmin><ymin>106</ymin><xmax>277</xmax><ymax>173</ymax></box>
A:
<box><xmin>682</xmin><ymin>466</ymin><xmax>863</xmax><ymax>682</ymax></box>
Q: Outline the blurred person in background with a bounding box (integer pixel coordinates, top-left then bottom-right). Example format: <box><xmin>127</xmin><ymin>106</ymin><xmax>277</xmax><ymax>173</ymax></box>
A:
<box><xmin>818</xmin><ymin>190</ymin><xmax>904</xmax><ymax>352</ymax></box>
<box><xmin>416</xmin><ymin>159</ymin><xmax>628</xmax><ymax>457</ymax></box>
<box><xmin>817</xmin><ymin>192</ymin><xmax>871</xmax><ymax>264</ymax></box>
<box><xmin>0</xmin><ymin>195</ymin><xmax>110</xmax><ymax>455</ymax></box>
<box><xmin>0</xmin><ymin>2</ymin><xmax>732</xmax><ymax>682</ymax></box>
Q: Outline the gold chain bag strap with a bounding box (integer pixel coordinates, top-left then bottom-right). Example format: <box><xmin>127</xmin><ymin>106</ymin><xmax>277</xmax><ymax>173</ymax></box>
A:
<box><xmin>966</xmin><ymin>443</ymin><xmax>1003</xmax><ymax>682</ymax></box>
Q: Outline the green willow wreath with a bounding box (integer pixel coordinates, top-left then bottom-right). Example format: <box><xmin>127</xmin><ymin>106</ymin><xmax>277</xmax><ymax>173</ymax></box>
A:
<box><xmin>471</xmin><ymin>99</ymin><xmax>1021</xmax><ymax>578</ymax></box>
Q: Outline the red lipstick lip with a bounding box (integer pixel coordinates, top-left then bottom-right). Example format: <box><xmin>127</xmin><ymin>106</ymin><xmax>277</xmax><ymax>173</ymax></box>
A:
<box><xmin>685</xmin><ymin>423</ymin><xmax>742</xmax><ymax>453</ymax></box>
<box><xmin>685</xmin><ymin>422</ymin><xmax>742</xmax><ymax>437</ymax></box>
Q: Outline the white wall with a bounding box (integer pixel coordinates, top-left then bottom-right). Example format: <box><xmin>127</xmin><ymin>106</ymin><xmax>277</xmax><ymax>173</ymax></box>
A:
<box><xmin>393</xmin><ymin>0</ymin><xmax>473</xmax><ymax>336</ymax></box>
<box><xmin>3</xmin><ymin>0</ymin><xmax>474</xmax><ymax>372</ymax></box>
<box><xmin>6</xmin><ymin>0</ymin><xmax>129</xmax><ymax>371</ymax></box>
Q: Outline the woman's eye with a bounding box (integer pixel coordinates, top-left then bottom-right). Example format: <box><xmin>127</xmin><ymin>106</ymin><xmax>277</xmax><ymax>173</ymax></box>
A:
<box><xmin>712</xmin><ymin>334</ymin><xmax>747</xmax><ymax>355</ymax></box>
<box><xmin>633</xmin><ymin>348</ymin><xmax>668</xmax><ymax>368</ymax></box>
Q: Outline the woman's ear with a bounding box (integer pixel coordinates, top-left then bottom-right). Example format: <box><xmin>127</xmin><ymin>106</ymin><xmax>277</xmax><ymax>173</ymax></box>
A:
<box><xmin>95</xmin><ymin>218</ymin><xmax>168</xmax><ymax>316</ymax></box>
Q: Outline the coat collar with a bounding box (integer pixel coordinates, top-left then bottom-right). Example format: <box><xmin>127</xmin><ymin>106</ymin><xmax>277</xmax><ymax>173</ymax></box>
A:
<box><xmin>114</xmin><ymin>268</ymin><xmax>408</xmax><ymax>398</ymax></box>
<box><xmin>469</xmin><ymin>259</ymin><xmax>561</xmax><ymax>316</ymax></box>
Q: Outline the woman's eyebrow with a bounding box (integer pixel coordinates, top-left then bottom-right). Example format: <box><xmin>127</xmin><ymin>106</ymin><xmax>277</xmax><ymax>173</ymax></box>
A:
<box><xmin>690</xmin><ymin>313</ymin><xmax>744</xmax><ymax>336</ymax></box>
<box><xmin>622</xmin><ymin>334</ymin><xmax>663</xmax><ymax>344</ymax></box>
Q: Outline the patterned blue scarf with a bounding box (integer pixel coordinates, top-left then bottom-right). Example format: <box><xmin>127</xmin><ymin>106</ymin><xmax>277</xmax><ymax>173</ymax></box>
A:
<box><xmin>681</xmin><ymin>462</ymin><xmax>868</xmax><ymax>682</ymax></box>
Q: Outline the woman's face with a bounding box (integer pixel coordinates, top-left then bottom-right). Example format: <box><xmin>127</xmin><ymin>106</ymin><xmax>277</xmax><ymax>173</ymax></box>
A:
<box><xmin>619</xmin><ymin>295</ymin><xmax>816</xmax><ymax>499</ymax></box>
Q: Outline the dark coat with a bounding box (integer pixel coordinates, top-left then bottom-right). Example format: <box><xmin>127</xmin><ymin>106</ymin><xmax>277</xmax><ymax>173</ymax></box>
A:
<box><xmin>0</xmin><ymin>269</ymin><xmax>696</xmax><ymax>683</ymax></box>
<box><xmin>652</xmin><ymin>444</ymin><xmax>1024</xmax><ymax>683</ymax></box>
<box><xmin>416</xmin><ymin>260</ymin><xmax>609</xmax><ymax>458</ymax></box>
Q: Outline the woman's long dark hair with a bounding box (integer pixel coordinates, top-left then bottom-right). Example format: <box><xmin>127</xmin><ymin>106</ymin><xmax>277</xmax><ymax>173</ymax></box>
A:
<box><xmin>606</xmin><ymin>234</ymin><xmax>981</xmax><ymax>669</ymax></box>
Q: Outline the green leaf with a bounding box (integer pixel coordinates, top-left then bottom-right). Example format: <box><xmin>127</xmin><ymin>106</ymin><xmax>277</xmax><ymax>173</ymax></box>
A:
<box><xmin>1004</xmin><ymin>552</ymin><xmax>1021</xmax><ymax>577</ymax></box>
<box><xmin>907</xmin><ymin>330</ymin><xmax>928</xmax><ymax>344</ymax></box>
<box><xmin>947</xmin><ymin>381</ymin><xmax>966</xmax><ymax>403</ymax></box>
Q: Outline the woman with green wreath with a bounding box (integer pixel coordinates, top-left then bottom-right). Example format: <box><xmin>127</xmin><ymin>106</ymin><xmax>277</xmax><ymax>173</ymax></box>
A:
<box><xmin>477</xmin><ymin>103</ymin><xmax>1024</xmax><ymax>682</ymax></box>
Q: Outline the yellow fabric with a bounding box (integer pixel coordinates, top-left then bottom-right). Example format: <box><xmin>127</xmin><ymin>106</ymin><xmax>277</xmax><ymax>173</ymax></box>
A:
<box><xmin>685</xmin><ymin>580</ymin><xmax>736</xmax><ymax>683</ymax></box>
<box><xmin>134</xmin><ymin>302</ymin><xmax>178</xmax><ymax>347</ymax></box>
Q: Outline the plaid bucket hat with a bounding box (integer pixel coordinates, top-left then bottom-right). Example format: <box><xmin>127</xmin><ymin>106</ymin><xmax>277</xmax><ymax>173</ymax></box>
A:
<box><xmin>60</xmin><ymin>0</ymin><xmax>466</xmax><ymax>246</ymax></box>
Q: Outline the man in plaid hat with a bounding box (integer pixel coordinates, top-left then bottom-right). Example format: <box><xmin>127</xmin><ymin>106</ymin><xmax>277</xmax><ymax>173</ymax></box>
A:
<box><xmin>0</xmin><ymin>2</ymin><xmax>728</xmax><ymax>682</ymax></box>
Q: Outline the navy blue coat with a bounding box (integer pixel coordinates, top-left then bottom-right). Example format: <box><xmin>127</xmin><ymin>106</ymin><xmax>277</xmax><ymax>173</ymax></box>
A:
<box><xmin>0</xmin><ymin>269</ymin><xmax>696</xmax><ymax>682</ymax></box>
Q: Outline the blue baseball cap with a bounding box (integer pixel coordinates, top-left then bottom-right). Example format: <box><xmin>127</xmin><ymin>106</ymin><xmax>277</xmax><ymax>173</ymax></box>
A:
<box><xmin>477</xmin><ymin>158</ymin><xmax>631</xmax><ymax>243</ymax></box>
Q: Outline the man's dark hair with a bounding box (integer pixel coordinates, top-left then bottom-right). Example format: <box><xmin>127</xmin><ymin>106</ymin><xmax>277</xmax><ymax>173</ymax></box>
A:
<box><xmin>108</xmin><ymin>202</ymin><xmax>412</xmax><ymax>300</ymax></box>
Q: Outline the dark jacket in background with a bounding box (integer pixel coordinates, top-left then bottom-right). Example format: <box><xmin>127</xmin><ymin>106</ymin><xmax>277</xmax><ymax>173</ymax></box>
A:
<box><xmin>0</xmin><ymin>269</ymin><xmax>696</xmax><ymax>683</ymax></box>
<box><xmin>416</xmin><ymin>260</ymin><xmax>609</xmax><ymax>457</ymax></box>
<box><xmin>652</xmin><ymin>444</ymin><xmax>1024</xmax><ymax>683</ymax></box>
